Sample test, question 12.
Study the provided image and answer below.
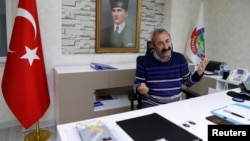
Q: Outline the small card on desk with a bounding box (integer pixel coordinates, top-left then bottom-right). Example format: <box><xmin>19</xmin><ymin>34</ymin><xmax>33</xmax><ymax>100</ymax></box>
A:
<box><xmin>206</xmin><ymin>115</ymin><xmax>233</xmax><ymax>125</ymax></box>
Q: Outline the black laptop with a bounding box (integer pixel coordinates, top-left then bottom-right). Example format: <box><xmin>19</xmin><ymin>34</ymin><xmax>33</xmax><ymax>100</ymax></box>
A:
<box><xmin>116</xmin><ymin>113</ymin><xmax>202</xmax><ymax>141</ymax></box>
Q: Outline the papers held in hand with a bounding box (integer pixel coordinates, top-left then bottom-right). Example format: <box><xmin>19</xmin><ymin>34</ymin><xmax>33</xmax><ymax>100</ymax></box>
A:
<box><xmin>90</xmin><ymin>62</ymin><xmax>117</xmax><ymax>70</ymax></box>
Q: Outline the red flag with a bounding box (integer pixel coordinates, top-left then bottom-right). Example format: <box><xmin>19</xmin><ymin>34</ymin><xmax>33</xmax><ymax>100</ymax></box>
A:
<box><xmin>1</xmin><ymin>0</ymin><xmax>50</xmax><ymax>129</ymax></box>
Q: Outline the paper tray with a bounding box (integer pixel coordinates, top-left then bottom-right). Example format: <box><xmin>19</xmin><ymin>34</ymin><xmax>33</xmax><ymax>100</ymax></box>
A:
<box><xmin>210</xmin><ymin>103</ymin><xmax>250</xmax><ymax>125</ymax></box>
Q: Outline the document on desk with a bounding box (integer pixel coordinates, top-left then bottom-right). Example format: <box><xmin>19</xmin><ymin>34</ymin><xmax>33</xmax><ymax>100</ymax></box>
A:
<box><xmin>76</xmin><ymin>120</ymin><xmax>117</xmax><ymax>141</ymax></box>
<box><xmin>210</xmin><ymin>103</ymin><xmax>250</xmax><ymax>125</ymax></box>
<box><xmin>116</xmin><ymin>113</ymin><xmax>202</xmax><ymax>141</ymax></box>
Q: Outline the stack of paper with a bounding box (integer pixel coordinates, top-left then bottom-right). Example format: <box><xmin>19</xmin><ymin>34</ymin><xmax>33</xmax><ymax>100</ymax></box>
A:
<box><xmin>98</xmin><ymin>95</ymin><xmax>120</xmax><ymax>105</ymax></box>
<box><xmin>76</xmin><ymin>120</ymin><xmax>117</xmax><ymax>141</ymax></box>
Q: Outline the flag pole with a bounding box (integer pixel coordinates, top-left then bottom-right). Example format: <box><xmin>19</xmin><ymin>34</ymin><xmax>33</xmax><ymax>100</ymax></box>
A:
<box><xmin>24</xmin><ymin>122</ymin><xmax>51</xmax><ymax>141</ymax></box>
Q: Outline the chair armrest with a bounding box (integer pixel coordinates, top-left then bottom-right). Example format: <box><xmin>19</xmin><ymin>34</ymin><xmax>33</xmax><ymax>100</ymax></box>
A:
<box><xmin>128</xmin><ymin>89</ymin><xmax>137</xmax><ymax>100</ymax></box>
<box><xmin>127</xmin><ymin>89</ymin><xmax>142</xmax><ymax>109</ymax></box>
<box><xmin>182</xmin><ymin>89</ymin><xmax>201</xmax><ymax>99</ymax></box>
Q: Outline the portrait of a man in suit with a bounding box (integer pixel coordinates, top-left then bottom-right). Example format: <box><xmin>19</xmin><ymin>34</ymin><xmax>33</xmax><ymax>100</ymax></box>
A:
<box><xmin>100</xmin><ymin>0</ymin><xmax>136</xmax><ymax>48</ymax></box>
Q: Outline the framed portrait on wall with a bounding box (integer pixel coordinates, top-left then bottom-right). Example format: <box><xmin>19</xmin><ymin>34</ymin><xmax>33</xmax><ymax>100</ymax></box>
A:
<box><xmin>95</xmin><ymin>0</ymin><xmax>141</xmax><ymax>53</ymax></box>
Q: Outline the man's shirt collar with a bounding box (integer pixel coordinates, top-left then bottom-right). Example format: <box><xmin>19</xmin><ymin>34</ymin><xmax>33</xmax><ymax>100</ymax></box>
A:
<box><xmin>153</xmin><ymin>51</ymin><xmax>171</xmax><ymax>62</ymax></box>
<box><xmin>114</xmin><ymin>22</ymin><xmax>125</xmax><ymax>34</ymax></box>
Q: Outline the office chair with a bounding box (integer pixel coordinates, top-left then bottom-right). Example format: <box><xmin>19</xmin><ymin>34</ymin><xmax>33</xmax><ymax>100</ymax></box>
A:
<box><xmin>128</xmin><ymin>88</ymin><xmax>201</xmax><ymax>110</ymax></box>
<box><xmin>145</xmin><ymin>41</ymin><xmax>154</xmax><ymax>55</ymax></box>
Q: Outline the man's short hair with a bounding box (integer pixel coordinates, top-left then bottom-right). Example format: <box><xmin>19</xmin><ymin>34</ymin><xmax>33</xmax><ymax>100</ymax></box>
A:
<box><xmin>110</xmin><ymin>0</ymin><xmax>129</xmax><ymax>11</ymax></box>
<box><xmin>151</xmin><ymin>28</ymin><xmax>171</xmax><ymax>45</ymax></box>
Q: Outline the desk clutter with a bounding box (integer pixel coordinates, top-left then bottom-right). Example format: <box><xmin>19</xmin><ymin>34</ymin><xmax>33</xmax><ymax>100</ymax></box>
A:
<box><xmin>227</xmin><ymin>91</ymin><xmax>250</xmax><ymax>101</ymax></box>
<box><xmin>74</xmin><ymin>113</ymin><xmax>202</xmax><ymax>141</ymax></box>
<box><xmin>209</xmin><ymin>103</ymin><xmax>250</xmax><ymax>125</ymax></box>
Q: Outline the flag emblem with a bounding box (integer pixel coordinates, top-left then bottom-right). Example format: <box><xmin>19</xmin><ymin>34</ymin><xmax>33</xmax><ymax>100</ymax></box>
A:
<box><xmin>190</xmin><ymin>27</ymin><xmax>205</xmax><ymax>60</ymax></box>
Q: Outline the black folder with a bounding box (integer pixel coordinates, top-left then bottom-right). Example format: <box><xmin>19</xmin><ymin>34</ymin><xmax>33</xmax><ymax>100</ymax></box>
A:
<box><xmin>116</xmin><ymin>113</ymin><xmax>202</xmax><ymax>141</ymax></box>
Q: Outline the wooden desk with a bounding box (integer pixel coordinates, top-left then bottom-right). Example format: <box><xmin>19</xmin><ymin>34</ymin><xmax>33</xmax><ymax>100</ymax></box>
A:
<box><xmin>57</xmin><ymin>88</ymin><xmax>250</xmax><ymax>141</ymax></box>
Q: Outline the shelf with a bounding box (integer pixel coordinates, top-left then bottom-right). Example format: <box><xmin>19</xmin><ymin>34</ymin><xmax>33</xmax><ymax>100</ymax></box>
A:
<box><xmin>94</xmin><ymin>95</ymin><xmax>130</xmax><ymax>111</ymax></box>
<box><xmin>215</xmin><ymin>77</ymin><xmax>239</xmax><ymax>90</ymax></box>
<box><xmin>216</xmin><ymin>78</ymin><xmax>241</xmax><ymax>86</ymax></box>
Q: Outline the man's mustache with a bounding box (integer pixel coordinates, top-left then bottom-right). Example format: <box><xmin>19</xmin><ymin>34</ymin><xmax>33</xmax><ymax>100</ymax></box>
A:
<box><xmin>161</xmin><ymin>46</ymin><xmax>172</xmax><ymax>53</ymax></box>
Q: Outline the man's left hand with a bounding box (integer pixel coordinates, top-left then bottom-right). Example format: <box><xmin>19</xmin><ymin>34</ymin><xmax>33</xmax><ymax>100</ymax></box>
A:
<box><xmin>197</xmin><ymin>58</ymin><xmax>209</xmax><ymax>75</ymax></box>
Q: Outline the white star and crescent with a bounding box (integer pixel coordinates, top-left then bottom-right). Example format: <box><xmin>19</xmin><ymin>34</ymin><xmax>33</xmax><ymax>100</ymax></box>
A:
<box><xmin>9</xmin><ymin>8</ymin><xmax>40</xmax><ymax>66</ymax></box>
<box><xmin>17</xmin><ymin>8</ymin><xmax>37</xmax><ymax>38</ymax></box>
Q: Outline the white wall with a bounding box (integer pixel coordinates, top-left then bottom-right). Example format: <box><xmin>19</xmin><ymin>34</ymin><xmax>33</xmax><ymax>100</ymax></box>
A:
<box><xmin>169</xmin><ymin>0</ymin><xmax>197</xmax><ymax>53</ymax></box>
<box><xmin>205</xmin><ymin>0</ymin><xmax>250</xmax><ymax>70</ymax></box>
<box><xmin>170</xmin><ymin>0</ymin><xmax>250</xmax><ymax>70</ymax></box>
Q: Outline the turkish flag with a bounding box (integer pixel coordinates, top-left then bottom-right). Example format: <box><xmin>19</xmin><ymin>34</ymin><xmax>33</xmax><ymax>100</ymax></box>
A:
<box><xmin>1</xmin><ymin>0</ymin><xmax>50</xmax><ymax>129</ymax></box>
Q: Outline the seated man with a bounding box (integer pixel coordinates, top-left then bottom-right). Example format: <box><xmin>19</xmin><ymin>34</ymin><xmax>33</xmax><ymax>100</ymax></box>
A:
<box><xmin>134</xmin><ymin>28</ymin><xmax>209</xmax><ymax>108</ymax></box>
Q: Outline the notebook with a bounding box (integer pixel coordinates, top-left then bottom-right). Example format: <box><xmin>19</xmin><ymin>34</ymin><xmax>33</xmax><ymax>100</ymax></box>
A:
<box><xmin>116</xmin><ymin>113</ymin><xmax>202</xmax><ymax>141</ymax></box>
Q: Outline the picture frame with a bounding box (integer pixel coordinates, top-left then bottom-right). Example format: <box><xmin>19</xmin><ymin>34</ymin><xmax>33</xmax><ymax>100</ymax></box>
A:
<box><xmin>95</xmin><ymin>0</ymin><xmax>141</xmax><ymax>53</ymax></box>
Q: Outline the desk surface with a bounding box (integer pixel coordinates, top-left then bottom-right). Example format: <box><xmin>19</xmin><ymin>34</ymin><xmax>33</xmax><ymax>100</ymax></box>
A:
<box><xmin>57</xmin><ymin>88</ymin><xmax>250</xmax><ymax>141</ymax></box>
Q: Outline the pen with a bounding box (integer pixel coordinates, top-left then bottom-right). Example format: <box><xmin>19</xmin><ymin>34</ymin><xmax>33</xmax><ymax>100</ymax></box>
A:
<box><xmin>224</xmin><ymin>109</ymin><xmax>245</xmax><ymax>118</ymax></box>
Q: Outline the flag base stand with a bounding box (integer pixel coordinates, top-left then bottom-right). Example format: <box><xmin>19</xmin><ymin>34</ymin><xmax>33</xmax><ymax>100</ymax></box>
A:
<box><xmin>24</xmin><ymin>122</ymin><xmax>51</xmax><ymax>141</ymax></box>
<box><xmin>24</xmin><ymin>130</ymin><xmax>51</xmax><ymax>141</ymax></box>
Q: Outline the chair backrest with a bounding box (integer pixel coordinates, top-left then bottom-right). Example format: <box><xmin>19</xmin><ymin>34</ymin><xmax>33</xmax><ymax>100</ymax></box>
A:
<box><xmin>145</xmin><ymin>41</ymin><xmax>154</xmax><ymax>55</ymax></box>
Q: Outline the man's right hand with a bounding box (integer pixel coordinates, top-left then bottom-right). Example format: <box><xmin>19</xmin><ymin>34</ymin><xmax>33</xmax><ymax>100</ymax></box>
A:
<box><xmin>137</xmin><ymin>83</ymin><xmax>149</xmax><ymax>94</ymax></box>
